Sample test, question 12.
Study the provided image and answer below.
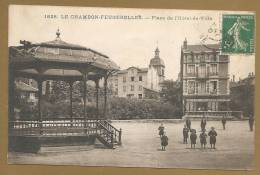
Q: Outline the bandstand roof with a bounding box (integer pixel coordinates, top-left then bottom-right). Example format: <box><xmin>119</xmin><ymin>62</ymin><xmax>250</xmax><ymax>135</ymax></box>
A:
<box><xmin>9</xmin><ymin>29</ymin><xmax>119</xmax><ymax>81</ymax></box>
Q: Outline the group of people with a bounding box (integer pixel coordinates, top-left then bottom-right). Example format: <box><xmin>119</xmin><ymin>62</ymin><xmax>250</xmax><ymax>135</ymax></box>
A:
<box><xmin>183</xmin><ymin>118</ymin><xmax>218</xmax><ymax>149</ymax></box>
<box><xmin>158</xmin><ymin>114</ymin><xmax>254</xmax><ymax>151</ymax></box>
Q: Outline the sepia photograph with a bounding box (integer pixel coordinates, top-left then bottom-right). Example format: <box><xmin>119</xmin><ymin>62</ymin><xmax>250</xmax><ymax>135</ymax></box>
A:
<box><xmin>8</xmin><ymin>5</ymin><xmax>255</xmax><ymax>170</ymax></box>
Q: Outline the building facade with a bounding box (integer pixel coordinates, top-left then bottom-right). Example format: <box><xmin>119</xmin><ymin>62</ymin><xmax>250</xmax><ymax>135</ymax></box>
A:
<box><xmin>180</xmin><ymin>39</ymin><xmax>230</xmax><ymax>118</ymax></box>
<box><xmin>108</xmin><ymin>47</ymin><xmax>165</xmax><ymax>99</ymax></box>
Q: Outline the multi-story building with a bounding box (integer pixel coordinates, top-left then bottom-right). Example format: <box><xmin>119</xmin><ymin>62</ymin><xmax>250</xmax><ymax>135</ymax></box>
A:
<box><xmin>108</xmin><ymin>47</ymin><xmax>165</xmax><ymax>99</ymax></box>
<box><xmin>180</xmin><ymin>39</ymin><xmax>230</xmax><ymax>118</ymax></box>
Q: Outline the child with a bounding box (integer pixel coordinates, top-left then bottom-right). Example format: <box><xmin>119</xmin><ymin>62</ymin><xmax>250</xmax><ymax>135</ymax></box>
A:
<box><xmin>158</xmin><ymin>123</ymin><xmax>165</xmax><ymax>138</ymax></box>
<box><xmin>161</xmin><ymin>132</ymin><xmax>168</xmax><ymax>151</ymax></box>
<box><xmin>183</xmin><ymin>124</ymin><xmax>189</xmax><ymax>144</ymax></box>
<box><xmin>200</xmin><ymin>129</ymin><xmax>207</xmax><ymax>149</ymax></box>
<box><xmin>221</xmin><ymin>116</ymin><xmax>227</xmax><ymax>130</ymax></box>
<box><xmin>190</xmin><ymin>129</ymin><xmax>197</xmax><ymax>149</ymax></box>
<box><xmin>200</xmin><ymin>116</ymin><xmax>207</xmax><ymax>131</ymax></box>
<box><xmin>186</xmin><ymin>119</ymin><xmax>191</xmax><ymax>131</ymax></box>
<box><xmin>208</xmin><ymin>127</ymin><xmax>217</xmax><ymax>149</ymax></box>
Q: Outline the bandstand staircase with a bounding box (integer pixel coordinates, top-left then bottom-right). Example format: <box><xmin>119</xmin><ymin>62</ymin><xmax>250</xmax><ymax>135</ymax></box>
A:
<box><xmin>95</xmin><ymin>120</ymin><xmax>122</xmax><ymax>149</ymax></box>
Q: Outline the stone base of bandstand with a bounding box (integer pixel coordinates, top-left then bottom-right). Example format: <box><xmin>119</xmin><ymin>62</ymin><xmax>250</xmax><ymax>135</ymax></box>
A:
<box><xmin>9</xmin><ymin>135</ymin><xmax>96</xmax><ymax>153</ymax></box>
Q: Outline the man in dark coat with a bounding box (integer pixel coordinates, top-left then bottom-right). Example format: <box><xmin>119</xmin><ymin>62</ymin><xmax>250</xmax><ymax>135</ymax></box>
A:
<box><xmin>186</xmin><ymin>119</ymin><xmax>191</xmax><ymax>131</ymax></box>
<box><xmin>222</xmin><ymin>115</ymin><xmax>227</xmax><ymax>130</ymax></box>
<box><xmin>158</xmin><ymin>123</ymin><xmax>165</xmax><ymax>138</ymax></box>
<box><xmin>208</xmin><ymin>127</ymin><xmax>217</xmax><ymax>149</ymax></box>
<box><xmin>183</xmin><ymin>124</ymin><xmax>189</xmax><ymax>144</ymax></box>
<box><xmin>200</xmin><ymin>129</ymin><xmax>207</xmax><ymax>149</ymax></box>
<box><xmin>249</xmin><ymin>115</ymin><xmax>254</xmax><ymax>132</ymax></box>
<box><xmin>161</xmin><ymin>132</ymin><xmax>168</xmax><ymax>151</ymax></box>
<box><xmin>200</xmin><ymin>116</ymin><xmax>207</xmax><ymax>131</ymax></box>
<box><xmin>190</xmin><ymin>129</ymin><xmax>197</xmax><ymax>149</ymax></box>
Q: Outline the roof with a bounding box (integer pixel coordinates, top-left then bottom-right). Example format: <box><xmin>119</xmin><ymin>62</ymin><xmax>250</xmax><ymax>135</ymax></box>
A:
<box><xmin>116</xmin><ymin>67</ymin><xmax>148</xmax><ymax>74</ymax></box>
<box><xmin>183</xmin><ymin>44</ymin><xmax>220</xmax><ymax>52</ymax></box>
<box><xmin>9</xmin><ymin>30</ymin><xmax>120</xmax><ymax>80</ymax></box>
<box><xmin>15</xmin><ymin>81</ymin><xmax>38</xmax><ymax>92</ymax></box>
<box><xmin>149</xmin><ymin>57</ymin><xmax>165</xmax><ymax>67</ymax></box>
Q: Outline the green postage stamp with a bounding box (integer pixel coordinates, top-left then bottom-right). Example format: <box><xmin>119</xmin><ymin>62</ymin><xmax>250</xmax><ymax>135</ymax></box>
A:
<box><xmin>222</xmin><ymin>14</ymin><xmax>255</xmax><ymax>54</ymax></box>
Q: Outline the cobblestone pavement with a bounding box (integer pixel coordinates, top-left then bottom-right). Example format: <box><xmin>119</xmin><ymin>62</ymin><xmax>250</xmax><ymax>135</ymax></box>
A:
<box><xmin>8</xmin><ymin>120</ymin><xmax>254</xmax><ymax>170</ymax></box>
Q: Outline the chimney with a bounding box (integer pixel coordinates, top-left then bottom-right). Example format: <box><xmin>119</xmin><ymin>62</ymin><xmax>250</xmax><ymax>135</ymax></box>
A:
<box><xmin>183</xmin><ymin>38</ymin><xmax>187</xmax><ymax>50</ymax></box>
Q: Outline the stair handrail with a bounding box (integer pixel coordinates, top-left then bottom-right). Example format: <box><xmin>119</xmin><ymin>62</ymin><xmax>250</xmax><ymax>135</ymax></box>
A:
<box><xmin>98</xmin><ymin>120</ymin><xmax>121</xmax><ymax>144</ymax></box>
<box><xmin>96</xmin><ymin>121</ymin><xmax>114</xmax><ymax>145</ymax></box>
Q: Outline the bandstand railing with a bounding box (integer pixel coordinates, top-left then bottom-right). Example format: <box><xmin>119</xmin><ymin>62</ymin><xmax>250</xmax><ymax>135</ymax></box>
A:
<box><xmin>9</xmin><ymin>118</ymin><xmax>122</xmax><ymax>146</ymax></box>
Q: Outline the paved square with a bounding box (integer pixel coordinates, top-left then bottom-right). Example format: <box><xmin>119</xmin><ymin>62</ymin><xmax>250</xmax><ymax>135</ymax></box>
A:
<box><xmin>9</xmin><ymin>120</ymin><xmax>254</xmax><ymax>170</ymax></box>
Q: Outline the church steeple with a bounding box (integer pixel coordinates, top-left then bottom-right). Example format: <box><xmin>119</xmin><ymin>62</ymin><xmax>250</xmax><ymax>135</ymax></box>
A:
<box><xmin>155</xmin><ymin>47</ymin><xmax>160</xmax><ymax>58</ymax></box>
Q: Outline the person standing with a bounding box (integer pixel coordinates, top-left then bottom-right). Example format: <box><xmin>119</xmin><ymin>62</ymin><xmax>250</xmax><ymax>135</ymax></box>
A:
<box><xmin>158</xmin><ymin>123</ymin><xmax>165</xmax><ymax>138</ymax></box>
<box><xmin>249</xmin><ymin>115</ymin><xmax>254</xmax><ymax>132</ymax></box>
<box><xmin>183</xmin><ymin>124</ymin><xmax>189</xmax><ymax>144</ymax></box>
<box><xmin>222</xmin><ymin>115</ymin><xmax>227</xmax><ymax>130</ymax></box>
<box><xmin>201</xmin><ymin>116</ymin><xmax>207</xmax><ymax>131</ymax></box>
<box><xmin>190</xmin><ymin>129</ymin><xmax>197</xmax><ymax>149</ymax></box>
<box><xmin>186</xmin><ymin>119</ymin><xmax>191</xmax><ymax>131</ymax></box>
<box><xmin>200</xmin><ymin>129</ymin><xmax>207</xmax><ymax>149</ymax></box>
<box><xmin>208</xmin><ymin>127</ymin><xmax>217</xmax><ymax>149</ymax></box>
<box><xmin>161</xmin><ymin>132</ymin><xmax>168</xmax><ymax>151</ymax></box>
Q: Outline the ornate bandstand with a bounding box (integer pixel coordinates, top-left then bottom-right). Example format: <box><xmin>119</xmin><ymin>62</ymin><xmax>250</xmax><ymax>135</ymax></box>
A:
<box><xmin>9</xmin><ymin>30</ymin><xmax>122</xmax><ymax>152</ymax></box>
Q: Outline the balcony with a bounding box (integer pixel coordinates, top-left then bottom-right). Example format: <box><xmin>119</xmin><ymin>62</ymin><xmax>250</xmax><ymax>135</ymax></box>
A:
<box><xmin>197</xmin><ymin>73</ymin><xmax>208</xmax><ymax>79</ymax></box>
<box><xmin>209</xmin><ymin>89</ymin><xmax>217</xmax><ymax>95</ymax></box>
<box><xmin>208</xmin><ymin>72</ymin><xmax>218</xmax><ymax>77</ymax></box>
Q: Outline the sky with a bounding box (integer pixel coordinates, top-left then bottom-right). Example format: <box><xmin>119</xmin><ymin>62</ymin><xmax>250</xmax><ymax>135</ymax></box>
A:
<box><xmin>9</xmin><ymin>5</ymin><xmax>255</xmax><ymax>81</ymax></box>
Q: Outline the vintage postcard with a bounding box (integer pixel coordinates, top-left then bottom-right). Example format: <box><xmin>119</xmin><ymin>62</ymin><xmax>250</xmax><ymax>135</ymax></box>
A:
<box><xmin>8</xmin><ymin>5</ymin><xmax>255</xmax><ymax>170</ymax></box>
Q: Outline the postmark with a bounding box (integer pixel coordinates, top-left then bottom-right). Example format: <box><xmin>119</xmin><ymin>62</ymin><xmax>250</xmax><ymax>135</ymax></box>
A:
<box><xmin>221</xmin><ymin>14</ymin><xmax>255</xmax><ymax>54</ymax></box>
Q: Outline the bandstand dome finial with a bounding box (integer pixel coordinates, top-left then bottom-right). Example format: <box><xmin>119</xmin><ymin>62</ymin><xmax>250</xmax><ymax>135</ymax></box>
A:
<box><xmin>56</xmin><ymin>28</ymin><xmax>61</xmax><ymax>39</ymax></box>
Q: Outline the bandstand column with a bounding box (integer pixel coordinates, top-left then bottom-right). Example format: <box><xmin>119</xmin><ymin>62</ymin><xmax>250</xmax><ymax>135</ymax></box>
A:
<box><xmin>82</xmin><ymin>73</ymin><xmax>88</xmax><ymax>128</ymax></box>
<box><xmin>9</xmin><ymin>70</ymin><xmax>15</xmax><ymax>129</ymax></box>
<box><xmin>95</xmin><ymin>79</ymin><xmax>99</xmax><ymax>118</ymax></box>
<box><xmin>37</xmin><ymin>79</ymin><xmax>43</xmax><ymax>135</ymax></box>
<box><xmin>69</xmin><ymin>81</ymin><xmax>73</xmax><ymax>126</ymax></box>
<box><xmin>103</xmin><ymin>76</ymin><xmax>108</xmax><ymax>119</ymax></box>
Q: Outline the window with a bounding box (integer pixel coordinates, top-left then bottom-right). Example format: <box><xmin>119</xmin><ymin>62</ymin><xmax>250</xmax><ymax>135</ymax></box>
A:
<box><xmin>198</xmin><ymin>64</ymin><xmax>206</xmax><ymax>77</ymax></box>
<box><xmin>197</xmin><ymin>54</ymin><xmax>201</xmax><ymax>62</ymax></box>
<box><xmin>139</xmin><ymin>85</ymin><xmax>142</xmax><ymax>91</ymax></box>
<box><xmin>139</xmin><ymin>76</ymin><xmax>142</xmax><ymax>81</ymax></box>
<box><xmin>188</xmin><ymin>81</ymin><xmax>195</xmax><ymax>94</ymax></box>
<box><xmin>186</xmin><ymin>54</ymin><xmax>193</xmax><ymax>63</ymax></box>
<box><xmin>131</xmin><ymin>85</ymin><xmax>135</xmax><ymax>91</ymax></box>
<box><xmin>200</xmin><ymin>54</ymin><xmax>205</xmax><ymax>62</ymax></box>
<box><xmin>162</xmin><ymin>69</ymin><xmax>164</xmax><ymax>76</ymax></box>
<box><xmin>205</xmin><ymin>54</ymin><xmax>209</xmax><ymax>62</ymax></box>
<box><xmin>187</xmin><ymin>65</ymin><xmax>195</xmax><ymax>75</ymax></box>
<box><xmin>131</xmin><ymin>76</ymin><xmax>135</xmax><ymax>81</ymax></box>
<box><xmin>123</xmin><ymin>76</ymin><xmax>126</xmax><ymax>83</ymax></box>
<box><xmin>127</xmin><ymin>94</ymin><xmax>134</xmax><ymax>98</ymax></box>
<box><xmin>209</xmin><ymin>81</ymin><xmax>218</xmax><ymax>94</ymax></box>
<box><xmin>209</xmin><ymin>54</ymin><xmax>217</xmax><ymax>62</ymax></box>
<box><xmin>210</xmin><ymin>64</ymin><xmax>218</xmax><ymax>75</ymax></box>
<box><xmin>123</xmin><ymin>86</ymin><xmax>126</xmax><ymax>92</ymax></box>
<box><xmin>198</xmin><ymin>81</ymin><xmax>206</xmax><ymax>94</ymax></box>
<box><xmin>138</xmin><ymin>94</ymin><xmax>143</xmax><ymax>99</ymax></box>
